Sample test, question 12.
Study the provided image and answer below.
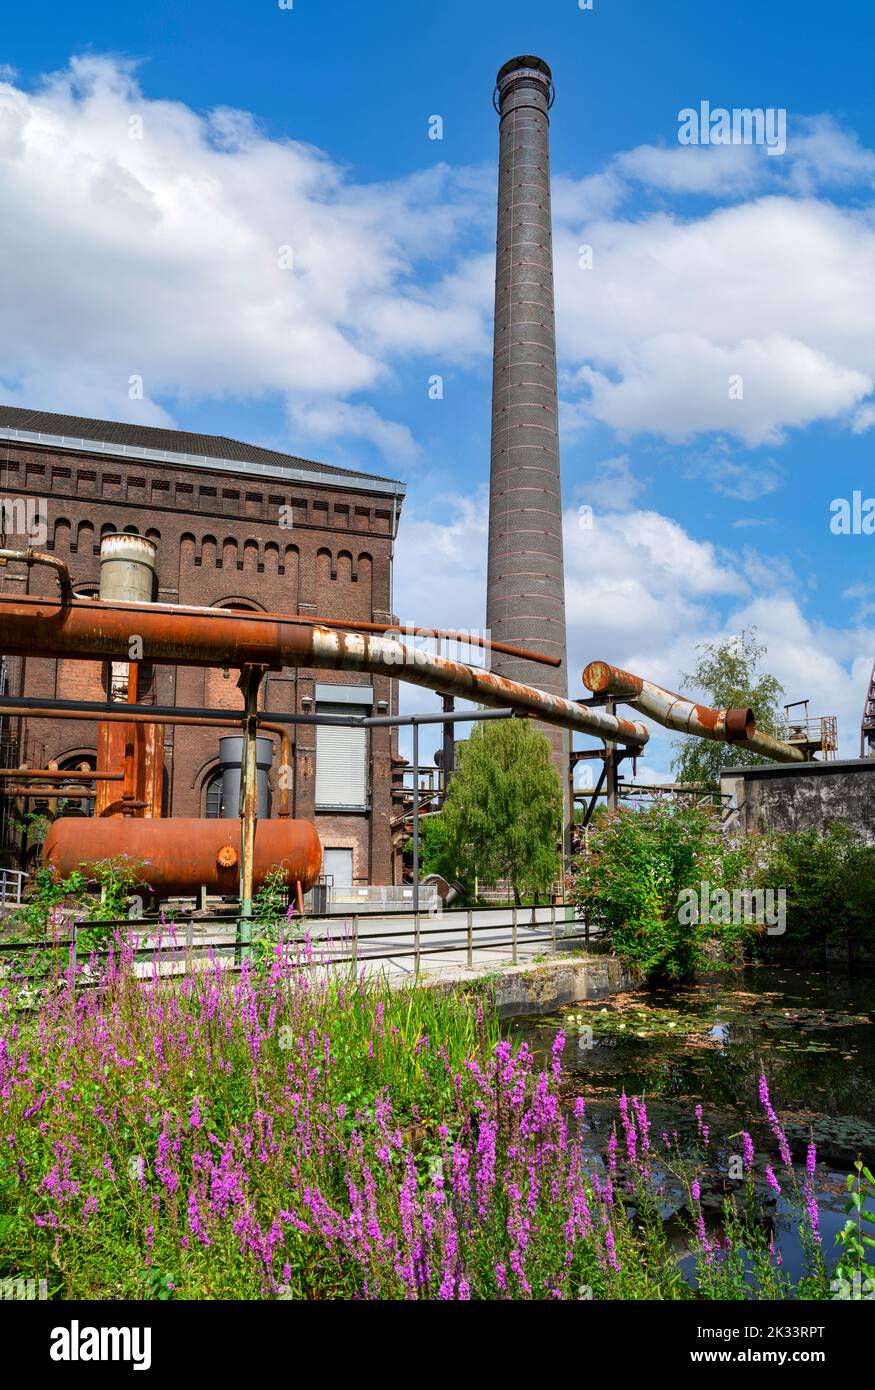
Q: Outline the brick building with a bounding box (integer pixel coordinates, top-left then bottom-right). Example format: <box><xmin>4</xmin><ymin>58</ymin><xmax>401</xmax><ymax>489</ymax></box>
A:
<box><xmin>0</xmin><ymin>406</ymin><xmax>406</xmax><ymax>887</ymax></box>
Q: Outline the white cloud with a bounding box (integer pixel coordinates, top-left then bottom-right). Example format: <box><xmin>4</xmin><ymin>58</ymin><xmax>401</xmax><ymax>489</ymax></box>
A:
<box><xmin>577</xmin><ymin>454</ymin><xmax>646</xmax><ymax>509</ymax></box>
<box><xmin>6</xmin><ymin>56</ymin><xmax>875</xmax><ymax>463</ymax></box>
<box><xmin>555</xmin><ymin>197</ymin><xmax>875</xmax><ymax>443</ymax></box>
<box><xmin>0</xmin><ymin>55</ymin><xmax>490</xmax><ymax>456</ymax></box>
<box><xmin>286</xmin><ymin>399</ymin><xmax>420</xmax><ymax>464</ymax></box>
<box><xmin>614</xmin><ymin>140</ymin><xmax>764</xmax><ymax>196</ymax></box>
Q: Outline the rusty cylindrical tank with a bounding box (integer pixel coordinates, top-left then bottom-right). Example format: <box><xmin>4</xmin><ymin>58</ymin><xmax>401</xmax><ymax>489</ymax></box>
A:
<box><xmin>42</xmin><ymin>817</ymin><xmax>322</xmax><ymax>898</ymax></box>
<box><xmin>99</xmin><ymin>532</ymin><xmax>157</xmax><ymax>603</ymax></box>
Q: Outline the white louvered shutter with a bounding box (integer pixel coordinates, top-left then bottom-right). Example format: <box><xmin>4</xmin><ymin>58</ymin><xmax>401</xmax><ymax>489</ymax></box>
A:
<box><xmin>315</xmin><ymin>702</ymin><xmax>368</xmax><ymax>809</ymax></box>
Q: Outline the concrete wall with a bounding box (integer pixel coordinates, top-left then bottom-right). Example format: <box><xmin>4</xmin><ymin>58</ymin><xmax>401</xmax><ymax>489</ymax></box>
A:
<box><xmin>721</xmin><ymin>758</ymin><xmax>875</xmax><ymax>843</ymax></box>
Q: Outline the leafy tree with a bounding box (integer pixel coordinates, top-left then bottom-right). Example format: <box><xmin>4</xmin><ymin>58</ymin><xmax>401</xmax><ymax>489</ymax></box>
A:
<box><xmin>408</xmin><ymin>814</ymin><xmax>456</xmax><ymax>881</ymax></box>
<box><xmin>672</xmin><ymin>628</ymin><xmax>784</xmax><ymax>789</ymax></box>
<box><xmin>440</xmin><ymin>718</ymin><xmax>562</xmax><ymax>904</ymax></box>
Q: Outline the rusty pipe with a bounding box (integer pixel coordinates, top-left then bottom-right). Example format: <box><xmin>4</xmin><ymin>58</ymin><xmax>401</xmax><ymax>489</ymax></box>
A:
<box><xmin>0</xmin><ymin>548</ymin><xmax>73</xmax><ymax>604</ymax></box>
<box><xmin>3</xmin><ymin>787</ymin><xmax>137</xmax><ymax>801</ymax></box>
<box><xmin>0</xmin><ymin>768</ymin><xmax>123</xmax><ymax>781</ymax></box>
<box><xmin>260</xmin><ymin>723</ymin><xmax>292</xmax><ymax>818</ymax></box>
<box><xmin>0</xmin><ymin>596</ymin><xmax>650</xmax><ymax>746</ymax></box>
<box><xmin>582</xmin><ymin>661</ymin><xmax>805</xmax><ymax>764</ymax></box>
<box><xmin>296</xmin><ymin>616</ymin><xmax>561</xmax><ymax>668</ymax></box>
<box><xmin>0</xmin><ymin>702</ymin><xmax>240</xmax><ymax>730</ymax></box>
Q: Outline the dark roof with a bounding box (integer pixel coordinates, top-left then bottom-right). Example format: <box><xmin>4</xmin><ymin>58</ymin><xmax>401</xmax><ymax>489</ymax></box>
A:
<box><xmin>0</xmin><ymin>406</ymin><xmax>405</xmax><ymax>492</ymax></box>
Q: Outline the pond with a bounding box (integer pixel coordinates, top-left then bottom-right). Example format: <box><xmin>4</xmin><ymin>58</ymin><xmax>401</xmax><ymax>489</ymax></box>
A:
<box><xmin>509</xmin><ymin>962</ymin><xmax>875</xmax><ymax>1283</ymax></box>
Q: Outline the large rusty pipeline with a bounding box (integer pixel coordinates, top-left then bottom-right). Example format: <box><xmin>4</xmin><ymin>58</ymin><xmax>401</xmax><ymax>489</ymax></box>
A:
<box><xmin>582</xmin><ymin>661</ymin><xmax>805</xmax><ymax>764</ymax></box>
<box><xmin>285</xmin><ymin>616</ymin><xmax>561</xmax><ymax>668</ymax></box>
<box><xmin>42</xmin><ymin>817</ymin><xmax>322</xmax><ymax>899</ymax></box>
<box><xmin>0</xmin><ymin>594</ymin><xmax>650</xmax><ymax>748</ymax></box>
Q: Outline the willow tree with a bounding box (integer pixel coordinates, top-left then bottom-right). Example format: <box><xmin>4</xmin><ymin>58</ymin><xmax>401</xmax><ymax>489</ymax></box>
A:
<box><xmin>441</xmin><ymin>718</ymin><xmax>562</xmax><ymax>905</ymax></box>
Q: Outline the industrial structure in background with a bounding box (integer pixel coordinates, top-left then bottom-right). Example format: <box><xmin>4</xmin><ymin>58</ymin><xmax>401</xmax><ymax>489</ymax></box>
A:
<box><xmin>861</xmin><ymin>663</ymin><xmax>875</xmax><ymax>758</ymax></box>
<box><xmin>0</xmin><ymin>405</ymin><xmax>405</xmax><ymax>888</ymax></box>
<box><xmin>486</xmin><ymin>57</ymin><xmax>568</xmax><ymax>751</ymax></box>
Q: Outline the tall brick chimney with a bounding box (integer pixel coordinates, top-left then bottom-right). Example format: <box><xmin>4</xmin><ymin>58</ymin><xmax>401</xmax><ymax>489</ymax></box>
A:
<box><xmin>486</xmin><ymin>56</ymin><xmax>568</xmax><ymax>761</ymax></box>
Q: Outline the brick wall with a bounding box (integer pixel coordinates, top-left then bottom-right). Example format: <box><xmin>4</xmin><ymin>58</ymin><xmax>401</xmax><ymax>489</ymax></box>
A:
<box><xmin>0</xmin><ymin>440</ymin><xmax>402</xmax><ymax>884</ymax></box>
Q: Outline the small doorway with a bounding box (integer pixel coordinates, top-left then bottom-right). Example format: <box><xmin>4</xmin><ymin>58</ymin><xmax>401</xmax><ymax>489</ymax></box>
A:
<box><xmin>323</xmin><ymin>848</ymin><xmax>353</xmax><ymax>892</ymax></box>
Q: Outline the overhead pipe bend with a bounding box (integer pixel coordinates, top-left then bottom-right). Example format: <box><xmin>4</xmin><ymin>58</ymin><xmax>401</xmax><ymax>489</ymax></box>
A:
<box><xmin>0</xmin><ymin>594</ymin><xmax>650</xmax><ymax>748</ymax></box>
<box><xmin>305</xmin><ymin>628</ymin><xmax>649</xmax><ymax>745</ymax></box>
<box><xmin>0</xmin><ymin>548</ymin><xmax>73</xmax><ymax>604</ymax></box>
<box><xmin>582</xmin><ymin>660</ymin><xmax>805</xmax><ymax>765</ymax></box>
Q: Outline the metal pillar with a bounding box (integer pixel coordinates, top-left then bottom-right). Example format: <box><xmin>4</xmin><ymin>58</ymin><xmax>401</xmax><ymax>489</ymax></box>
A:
<box><xmin>605</xmin><ymin>699</ymin><xmax>619</xmax><ymax>814</ymax></box>
<box><xmin>441</xmin><ymin>692</ymin><xmax>455</xmax><ymax>797</ymax></box>
<box><xmin>237</xmin><ymin>666</ymin><xmax>266</xmax><ymax>955</ymax></box>
<box><xmin>412</xmin><ymin>721</ymin><xmax>420</xmax><ymax>914</ymax></box>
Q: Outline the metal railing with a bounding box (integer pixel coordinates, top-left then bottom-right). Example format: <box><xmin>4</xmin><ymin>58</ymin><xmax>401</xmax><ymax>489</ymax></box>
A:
<box><xmin>0</xmin><ymin>868</ymin><xmax>27</xmax><ymax>909</ymax></box>
<box><xmin>0</xmin><ymin>901</ymin><xmax>598</xmax><ymax>978</ymax></box>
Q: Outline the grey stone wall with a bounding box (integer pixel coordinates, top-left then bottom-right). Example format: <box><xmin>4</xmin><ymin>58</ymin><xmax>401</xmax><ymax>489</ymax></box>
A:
<box><xmin>720</xmin><ymin>759</ymin><xmax>875</xmax><ymax>843</ymax></box>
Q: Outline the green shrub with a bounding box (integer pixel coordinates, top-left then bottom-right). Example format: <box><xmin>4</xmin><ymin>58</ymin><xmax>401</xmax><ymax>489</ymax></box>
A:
<box><xmin>570</xmin><ymin>803</ymin><xmax>754</xmax><ymax>982</ymax></box>
<box><xmin>753</xmin><ymin>823</ymin><xmax>875</xmax><ymax>955</ymax></box>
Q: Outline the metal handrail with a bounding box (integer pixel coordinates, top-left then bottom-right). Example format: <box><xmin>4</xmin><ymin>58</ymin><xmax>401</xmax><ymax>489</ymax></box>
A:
<box><xmin>0</xmin><ymin>903</ymin><xmax>597</xmax><ymax>975</ymax></box>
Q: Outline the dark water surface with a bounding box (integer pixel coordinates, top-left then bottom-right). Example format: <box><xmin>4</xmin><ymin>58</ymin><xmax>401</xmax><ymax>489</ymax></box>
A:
<box><xmin>508</xmin><ymin>963</ymin><xmax>875</xmax><ymax>1280</ymax></box>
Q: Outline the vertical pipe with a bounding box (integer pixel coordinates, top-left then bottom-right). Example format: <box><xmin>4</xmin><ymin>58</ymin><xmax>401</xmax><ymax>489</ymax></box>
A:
<box><xmin>467</xmin><ymin>908</ymin><xmax>473</xmax><ymax>969</ymax></box>
<box><xmin>605</xmin><ymin>699</ymin><xmax>618</xmax><ymax>814</ymax></box>
<box><xmin>441</xmin><ymin>693</ymin><xmax>455</xmax><ymax>798</ymax></box>
<box><xmin>238</xmin><ymin>667</ymin><xmax>265</xmax><ymax>954</ymax></box>
<box><xmin>512</xmin><ymin>903</ymin><xmax>518</xmax><ymax>965</ymax></box>
<box><xmin>122</xmin><ymin>661</ymin><xmax>139</xmax><ymax>814</ymax></box>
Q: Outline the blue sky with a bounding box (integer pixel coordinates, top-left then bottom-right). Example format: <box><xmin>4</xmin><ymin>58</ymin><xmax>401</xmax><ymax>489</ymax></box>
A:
<box><xmin>3</xmin><ymin>0</ymin><xmax>875</xmax><ymax>774</ymax></box>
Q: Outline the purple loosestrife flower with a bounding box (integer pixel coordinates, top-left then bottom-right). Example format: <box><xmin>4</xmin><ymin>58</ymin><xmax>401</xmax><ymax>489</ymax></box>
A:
<box><xmin>618</xmin><ymin>1093</ymin><xmax>637</xmax><ymax>1165</ymax></box>
<box><xmin>758</xmin><ymin>1073</ymin><xmax>792</xmax><ymax>1169</ymax></box>
<box><xmin>765</xmin><ymin>1165</ymin><xmax>781</xmax><ymax>1195</ymax></box>
<box><xmin>696</xmin><ymin>1214</ymin><xmax>713</xmax><ymax>1261</ymax></box>
<box><xmin>691</xmin><ymin>1179</ymin><xmax>701</xmax><ymax>1202</ymax></box>
<box><xmin>806</xmin><ymin>1141</ymin><xmax>817</xmax><ymax>1179</ymax></box>
<box><xmin>475</xmin><ymin>1121</ymin><xmax>497</xmax><ymax>1219</ymax></box>
<box><xmin>551</xmin><ymin>1030</ymin><xmax>566</xmax><ymax>1081</ymax></box>
<box><xmin>452</xmin><ymin>1143</ymin><xmax>471</xmax><ymax>1203</ymax></box>
<box><xmin>741</xmin><ymin>1131</ymin><xmax>755</xmax><ymax>1171</ymax></box>
<box><xmin>631</xmin><ymin>1097</ymin><xmax>650</xmax><ymax>1155</ymax></box>
<box><xmin>607</xmin><ymin>1125</ymin><xmax>618</xmax><ymax>1173</ymax></box>
<box><xmin>803</xmin><ymin>1182</ymin><xmax>821</xmax><ymax>1244</ymax></box>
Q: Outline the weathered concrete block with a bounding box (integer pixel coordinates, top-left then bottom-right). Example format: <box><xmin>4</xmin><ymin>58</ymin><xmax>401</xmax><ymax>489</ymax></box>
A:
<box><xmin>721</xmin><ymin>759</ymin><xmax>875</xmax><ymax>844</ymax></box>
<box><xmin>423</xmin><ymin>953</ymin><xmax>634</xmax><ymax>1019</ymax></box>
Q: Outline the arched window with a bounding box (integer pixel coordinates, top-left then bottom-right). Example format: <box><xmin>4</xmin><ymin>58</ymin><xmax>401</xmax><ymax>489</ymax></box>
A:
<box><xmin>57</xmin><ymin>754</ymin><xmax>97</xmax><ymax>818</ymax></box>
<box><xmin>204</xmin><ymin>769</ymin><xmax>224</xmax><ymax>818</ymax></box>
